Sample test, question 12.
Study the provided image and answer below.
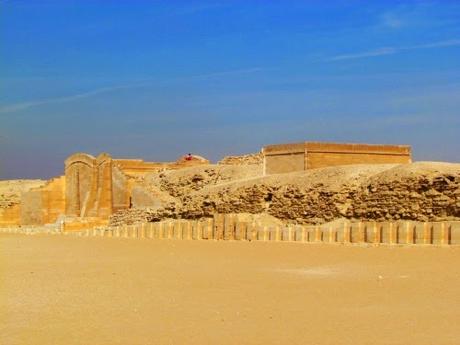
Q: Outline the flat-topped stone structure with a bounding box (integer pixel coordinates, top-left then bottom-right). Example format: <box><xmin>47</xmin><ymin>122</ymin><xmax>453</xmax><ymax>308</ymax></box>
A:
<box><xmin>262</xmin><ymin>141</ymin><xmax>411</xmax><ymax>175</ymax></box>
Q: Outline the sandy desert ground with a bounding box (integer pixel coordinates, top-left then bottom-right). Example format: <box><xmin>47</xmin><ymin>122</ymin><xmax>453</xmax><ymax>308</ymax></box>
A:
<box><xmin>1</xmin><ymin>234</ymin><xmax>460</xmax><ymax>345</ymax></box>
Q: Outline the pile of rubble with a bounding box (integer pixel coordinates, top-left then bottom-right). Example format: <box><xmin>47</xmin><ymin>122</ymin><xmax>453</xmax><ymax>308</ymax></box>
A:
<box><xmin>218</xmin><ymin>152</ymin><xmax>263</xmax><ymax>165</ymax></box>
<box><xmin>144</xmin><ymin>164</ymin><xmax>263</xmax><ymax>198</ymax></box>
<box><xmin>110</xmin><ymin>162</ymin><xmax>460</xmax><ymax>226</ymax></box>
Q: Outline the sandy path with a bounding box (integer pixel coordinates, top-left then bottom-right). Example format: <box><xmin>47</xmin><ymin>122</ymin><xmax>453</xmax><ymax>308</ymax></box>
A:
<box><xmin>1</xmin><ymin>234</ymin><xmax>460</xmax><ymax>345</ymax></box>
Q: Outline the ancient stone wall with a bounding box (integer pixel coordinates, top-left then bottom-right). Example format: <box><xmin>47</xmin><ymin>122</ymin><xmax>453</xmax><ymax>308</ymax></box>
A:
<box><xmin>21</xmin><ymin>176</ymin><xmax>65</xmax><ymax>225</ymax></box>
<box><xmin>263</xmin><ymin>141</ymin><xmax>411</xmax><ymax>175</ymax></box>
<box><xmin>95</xmin><ymin>153</ymin><xmax>114</xmax><ymax>218</ymax></box>
<box><xmin>0</xmin><ymin>180</ymin><xmax>45</xmax><ymax>226</ymax></box>
<box><xmin>65</xmin><ymin>153</ymin><xmax>97</xmax><ymax>217</ymax></box>
<box><xmin>0</xmin><ymin>204</ymin><xmax>21</xmax><ymax>226</ymax></box>
<box><xmin>63</xmin><ymin>152</ymin><xmax>210</xmax><ymax>222</ymax></box>
<box><xmin>0</xmin><ymin>152</ymin><xmax>211</xmax><ymax>227</ymax></box>
<box><xmin>65</xmin><ymin>153</ymin><xmax>117</xmax><ymax>218</ymax></box>
<box><xmin>304</xmin><ymin>142</ymin><xmax>411</xmax><ymax>170</ymax></box>
<box><xmin>112</xmin><ymin>165</ymin><xmax>131</xmax><ymax>212</ymax></box>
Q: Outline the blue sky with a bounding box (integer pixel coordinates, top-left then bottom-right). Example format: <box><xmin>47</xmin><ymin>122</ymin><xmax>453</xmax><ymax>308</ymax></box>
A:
<box><xmin>1</xmin><ymin>0</ymin><xmax>459</xmax><ymax>179</ymax></box>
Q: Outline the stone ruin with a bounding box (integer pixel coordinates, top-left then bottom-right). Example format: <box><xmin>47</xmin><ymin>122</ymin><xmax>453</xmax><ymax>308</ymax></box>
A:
<box><xmin>4</xmin><ymin>140</ymin><xmax>446</xmax><ymax>230</ymax></box>
<box><xmin>263</xmin><ymin>141</ymin><xmax>411</xmax><ymax>174</ymax></box>
<box><xmin>0</xmin><ymin>152</ymin><xmax>209</xmax><ymax>229</ymax></box>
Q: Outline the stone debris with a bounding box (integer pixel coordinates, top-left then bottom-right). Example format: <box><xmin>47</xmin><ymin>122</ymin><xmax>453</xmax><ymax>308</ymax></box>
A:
<box><xmin>110</xmin><ymin>162</ymin><xmax>460</xmax><ymax>226</ymax></box>
<box><xmin>218</xmin><ymin>152</ymin><xmax>263</xmax><ymax>165</ymax></box>
<box><xmin>144</xmin><ymin>164</ymin><xmax>263</xmax><ymax>198</ymax></box>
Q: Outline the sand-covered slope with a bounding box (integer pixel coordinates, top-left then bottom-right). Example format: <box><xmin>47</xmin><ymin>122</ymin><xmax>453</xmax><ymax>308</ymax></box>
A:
<box><xmin>144</xmin><ymin>164</ymin><xmax>264</xmax><ymax>198</ymax></box>
<box><xmin>111</xmin><ymin>162</ymin><xmax>460</xmax><ymax>225</ymax></box>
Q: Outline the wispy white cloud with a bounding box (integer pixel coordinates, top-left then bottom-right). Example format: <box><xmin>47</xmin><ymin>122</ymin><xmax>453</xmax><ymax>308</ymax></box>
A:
<box><xmin>406</xmin><ymin>39</ymin><xmax>460</xmax><ymax>49</ymax></box>
<box><xmin>0</xmin><ymin>82</ymin><xmax>152</xmax><ymax>114</ymax></box>
<box><xmin>190</xmin><ymin>67</ymin><xmax>264</xmax><ymax>79</ymax></box>
<box><xmin>327</xmin><ymin>47</ymin><xmax>396</xmax><ymax>61</ymax></box>
<box><xmin>327</xmin><ymin>39</ymin><xmax>460</xmax><ymax>61</ymax></box>
<box><xmin>0</xmin><ymin>67</ymin><xmax>264</xmax><ymax>114</ymax></box>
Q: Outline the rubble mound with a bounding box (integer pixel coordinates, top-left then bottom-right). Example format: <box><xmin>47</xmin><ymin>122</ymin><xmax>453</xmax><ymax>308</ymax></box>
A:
<box><xmin>352</xmin><ymin>162</ymin><xmax>460</xmax><ymax>221</ymax></box>
<box><xmin>144</xmin><ymin>164</ymin><xmax>263</xmax><ymax>198</ymax></box>
<box><xmin>178</xmin><ymin>164</ymin><xmax>396</xmax><ymax>222</ymax></box>
<box><xmin>110</xmin><ymin>162</ymin><xmax>460</xmax><ymax>226</ymax></box>
<box><xmin>218</xmin><ymin>152</ymin><xmax>263</xmax><ymax>165</ymax></box>
<box><xmin>110</xmin><ymin>208</ymin><xmax>169</xmax><ymax>226</ymax></box>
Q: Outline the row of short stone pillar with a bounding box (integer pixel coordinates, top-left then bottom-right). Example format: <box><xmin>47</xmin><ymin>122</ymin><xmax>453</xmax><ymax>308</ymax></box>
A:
<box><xmin>0</xmin><ymin>227</ymin><xmax>59</xmax><ymax>235</ymax></box>
<box><xmin>65</xmin><ymin>217</ymin><xmax>457</xmax><ymax>245</ymax></box>
<box><xmin>1</xmin><ymin>217</ymin><xmax>457</xmax><ymax>245</ymax></box>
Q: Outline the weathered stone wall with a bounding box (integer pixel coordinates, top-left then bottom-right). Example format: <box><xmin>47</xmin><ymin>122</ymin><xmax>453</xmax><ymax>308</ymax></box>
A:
<box><xmin>112</xmin><ymin>165</ymin><xmax>131</xmax><ymax>212</ymax></box>
<box><xmin>18</xmin><ymin>189</ymin><xmax>43</xmax><ymax>225</ymax></box>
<box><xmin>65</xmin><ymin>153</ymin><xmax>97</xmax><ymax>217</ymax></box>
<box><xmin>65</xmin><ymin>153</ymin><xmax>114</xmax><ymax>218</ymax></box>
<box><xmin>0</xmin><ymin>204</ymin><xmax>21</xmax><ymax>226</ymax></box>
<box><xmin>21</xmin><ymin>176</ymin><xmax>65</xmax><ymax>225</ymax></box>
<box><xmin>264</xmin><ymin>152</ymin><xmax>305</xmax><ymax>174</ymax></box>
<box><xmin>263</xmin><ymin>143</ymin><xmax>305</xmax><ymax>174</ymax></box>
<box><xmin>96</xmin><ymin>153</ymin><xmax>113</xmax><ymax>218</ymax></box>
<box><xmin>305</xmin><ymin>142</ymin><xmax>411</xmax><ymax>170</ymax></box>
<box><xmin>0</xmin><ymin>179</ymin><xmax>45</xmax><ymax>226</ymax></box>
<box><xmin>263</xmin><ymin>141</ymin><xmax>411</xmax><ymax>174</ymax></box>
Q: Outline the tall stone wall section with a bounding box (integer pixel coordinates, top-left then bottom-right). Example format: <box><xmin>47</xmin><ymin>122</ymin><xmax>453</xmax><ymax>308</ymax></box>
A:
<box><xmin>305</xmin><ymin>142</ymin><xmax>411</xmax><ymax>170</ymax></box>
<box><xmin>0</xmin><ymin>180</ymin><xmax>46</xmax><ymax>226</ymax></box>
<box><xmin>263</xmin><ymin>143</ymin><xmax>305</xmax><ymax>175</ymax></box>
<box><xmin>111</xmin><ymin>165</ymin><xmax>131</xmax><ymax>212</ymax></box>
<box><xmin>65</xmin><ymin>153</ymin><xmax>113</xmax><ymax>218</ymax></box>
<box><xmin>263</xmin><ymin>142</ymin><xmax>411</xmax><ymax>175</ymax></box>
<box><xmin>20</xmin><ymin>176</ymin><xmax>65</xmax><ymax>225</ymax></box>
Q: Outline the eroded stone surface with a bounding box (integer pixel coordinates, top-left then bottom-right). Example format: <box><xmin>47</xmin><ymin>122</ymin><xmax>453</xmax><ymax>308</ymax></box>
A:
<box><xmin>2</xmin><ymin>148</ymin><xmax>459</xmax><ymax>229</ymax></box>
<box><xmin>218</xmin><ymin>152</ymin><xmax>263</xmax><ymax>166</ymax></box>
<box><xmin>110</xmin><ymin>162</ymin><xmax>460</xmax><ymax>225</ymax></box>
